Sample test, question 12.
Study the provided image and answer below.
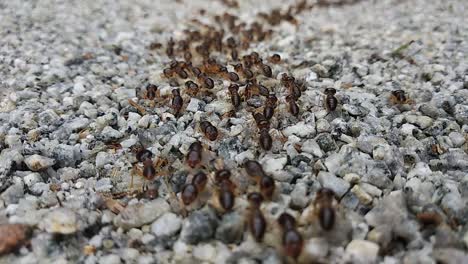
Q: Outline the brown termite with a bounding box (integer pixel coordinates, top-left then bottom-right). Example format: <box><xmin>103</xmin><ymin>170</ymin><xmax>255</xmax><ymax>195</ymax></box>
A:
<box><xmin>324</xmin><ymin>88</ymin><xmax>338</xmax><ymax>111</ymax></box>
<box><xmin>314</xmin><ymin>188</ymin><xmax>336</xmax><ymax>231</ymax></box>
<box><xmin>142</xmin><ymin>159</ymin><xmax>157</xmax><ymax>180</ymax></box>
<box><xmin>244</xmin><ymin>160</ymin><xmax>266</xmax><ymax>178</ymax></box>
<box><xmin>192</xmin><ymin>171</ymin><xmax>208</xmax><ymax>192</ymax></box>
<box><xmin>233</xmin><ymin>63</ymin><xmax>243</xmax><ymax>74</ymax></box>
<box><xmin>390</xmin><ymin>89</ymin><xmax>413</xmax><ymax>105</ymax></box>
<box><xmin>259</xmin><ymin>128</ymin><xmax>272</xmax><ymax>151</ymax></box>
<box><xmin>180</xmin><ymin>171</ymin><xmax>208</xmax><ymax>206</ymax></box>
<box><xmin>185</xmin><ymin>80</ymin><xmax>199</xmax><ymax>95</ymax></box>
<box><xmin>226</xmin><ymin>37</ymin><xmax>236</xmax><ymax>49</ymax></box>
<box><xmin>176</xmin><ymin>68</ymin><xmax>189</xmax><ymax>79</ymax></box>
<box><xmin>149</xmin><ymin>42</ymin><xmax>162</xmax><ymax>50</ymax></box>
<box><xmin>264</xmin><ymin>94</ymin><xmax>277</xmax><ymax>120</ymax></box>
<box><xmin>278</xmin><ymin>213</ymin><xmax>303</xmax><ymax>259</ymax></box>
<box><xmin>184</xmin><ymin>51</ymin><xmax>192</xmax><ymax>62</ymax></box>
<box><xmin>166</xmin><ymin>38</ymin><xmax>174</xmax><ymax>57</ymax></box>
<box><xmin>243</xmin><ymin>68</ymin><xmax>254</xmax><ymax>79</ymax></box>
<box><xmin>231</xmin><ymin>49</ymin><xmax>238</xmax><ymax>61</ymax></box>
<box><xmin>171</xmin><ymin>89</ymin><xmax>183</xmax><ymax>116</ymax></box>
<box><xmin>200</xmin><ymin>121</ymin><xmax>218</xmax><ymax>141</ymax></box>
<box><xmin>261</xmin><ymin>64</ymin><xmax>272</xmax><ymax>78</ymax></box>
<box><xmin>146</xmin><ymin>84</ymin><xmax>158</xmax><ymax>100</ymax></box>
<box><xmin>258</xmin><ymin>84</ymin><xmax>269</xmax><ymax>97</ymax></box>
<box><xmin>269</xmin><ymin>54</ymin><xmax>281</xmax><ymax>64</ymax></box>
<box><xmin>290</xmin><ymin>82</ymin><xmax>302</xmax><ymax>100</ymax></box>
<box><xmin>186</xmin><ymin>141</ymin><xmax>203</xmax><ymax>168</ymax></box>
<box><xmin>286</xmin><ymin>95</ymin><xmax>299</xmax><ymax>116</ymax></box>
<box><xmin>259</xmin><ymin>175</ymin><xmax>275</xmax><ymax>200</ymax></box>
<box><xmin>190</xmin><ymin>66</ymin><xmax>202</xmax><ymax>77</ymax></box>
<box><xmin>136</xmin><ymin>148</ymin><xmax>153</xmax><ymax>163</ymax></box>
<box><xmin>213</xmin><ymin>169</ymin><xmax>236</xmax><ymax>212</ymax></box>
<box><xmin>228</xmin><ymin>84</ymin><xmax>241</xmax><ymax>107</ymax></box>
<box><xmin>227</xmin><ymin>72</ymin><xmax>239</xmax><ymax>82</ymax></box>
<box><xmin>163</xmin><ymin>68</ymin><xmax>174</xmax><ymax>78</ymax></box>
<box><xmin>247</xmin><ymin>192</ymin><xmax>267</xmax><ymax>242</ymax></box>
<box><xmin>181</xmin><ymin>183</ymin><xmax>198</xmax><ymax>206</ymax></box>
<box><xmin>131</xmin><ymin>157</ymin><xmax>168</xmax><ymax>192</ymax></box>
<box><xmin>253</xmin><ymin>112</ymin><xmax>269</xmax><ymax>130</ymax></box>
<box><xmin>203</xmin><ymin>76</ymin><xmax>215</xmax><ymax>89</ymax></box>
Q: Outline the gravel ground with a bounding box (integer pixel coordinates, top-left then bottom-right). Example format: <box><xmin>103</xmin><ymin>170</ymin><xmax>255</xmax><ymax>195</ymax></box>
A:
<box><xmin>1</xmin><ymin>0</ymin><xmax>467</xmax><ymax>263</ymax></box>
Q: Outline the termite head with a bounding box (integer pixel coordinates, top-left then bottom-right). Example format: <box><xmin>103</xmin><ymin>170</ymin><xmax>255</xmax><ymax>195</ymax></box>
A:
<box><xmin>186</xmin><ymin>141</ymin><xmax>203</xmax><ymax>168</ymax></box>
<box><xmin>136</xmin><ymin>149</ymin><xmax>153</xmax><ymax>163</ymax></box>
<box><xmin>146</xmin><ymin>84</ymin><xmax>158</xmax><ymax>100</ymax></box>
<box><xmin>181</xmin><ymin>183</ymin><xmax>198</xmax><ymax>205</ymax></box>
<box><xmin>172</xmin><ymin>89</ymin><xmax>181</xmax><ymax>96</ymax></box>
<box><xmin>324</xmin><ymin>88</ymin><xmax>336</xmax><ymax>95</ymax></box>
<box><xmin>391</xmin><ymin>89</ymin><xmax>407</xmax><ymax>103</ymax></box>
<box><xmin>316</xmin><ymin>188</ymin><xmax>335</xmax><ymax>202</ymax></box>
<box><xmin>278</xmin><ymin>212</ymin><xmax>296</xmax><ymax>230</ymax></box>
<box><xmin>215</xmin><ymin>169</ymin><xmax>232</xmax><ymax>183</ymax></box>
<box><xmin>228</xmin><ymin>84</ymin><xmax>239</xmax><ymax>93</ymax></box>
<box><xmin>192</xmin><ymin>171</ymin><xmax>208</xmax><ymax>192</ymax></box>
<box><xmin>247</xmin><ymin>192</ymin><xmax>263</xmax><ymax>208</ymax></box>
<box><xmin>200</xmin><ymin>121</ymin><xmax>218</xmax><ymax>141</ymax></box>
<box><xmin>260</xmin><ymin>175</ymin><xmax>275</xmax><ymax>200</ymax></box>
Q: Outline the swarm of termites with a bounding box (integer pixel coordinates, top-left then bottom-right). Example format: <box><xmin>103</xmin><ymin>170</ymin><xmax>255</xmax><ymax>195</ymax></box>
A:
<box><xmin>108</xmin><ymin>0</ymin><xmax>419</xmax><ymax>262</ymax></box>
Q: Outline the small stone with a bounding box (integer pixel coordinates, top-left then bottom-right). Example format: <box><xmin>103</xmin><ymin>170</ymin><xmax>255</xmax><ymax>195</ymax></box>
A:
<box><xmin>318</xmin><ymin>171</ymin><xmax>350</xmax><ymax>198</ymax></box>
<box><xmin>193</xmin><ymin>243</ymin><xmax>217</xmax><ymax>262</ymax></box>
<box><xmin>181</xmin><ymin>208</ymin><xmax>218</xmax><ymax>244</ymax></box>
<box><xmin>114</xmin><ymin>88</ymin><xmax>135</xmax><ymax>102</ymax></box>
<box><xmin>113</xmin><ymin>199</ymin><xmax>170</xmax><ymax>230</ymax></box>
<box><xmin>303</xmin><ymin>237</ymin><xmax>329</xmax><ymax>260</ymax></box>
<box><xmin>215</xmin><ymin>211</ymin><xmax>244</xmax><ymax>244</ymax></box>
<box><xmin>138</xmin><ymin>115</ymin><xmax>150</xmax><ymax>128</ymax></box>
<box><xmin>454</xmin><ymin>104</ymin><xmax>468</xmax><ymax>125</ymax></box>
<box><xmin>419</xmin><ymin>103</ymin><xmax>440</xmax><ymax>118</ymax></box>
<box><xmin>186</xmin><ymin>98</ymin><xmax>203</xmax><ymax>112</ymax></box>
<box><xmin>38</xmin><ymin>109</ymin><xmax>59</xmax><ymax>126</ymax></box>
<box><xmin>357</xmin><ymin>136</ymin><xmax>388</xmax><ymax>155</ymax></box>
<box><xmin>58</xmin><ymin>167</ymin><xmax>80</xmax><ymax>181</ymax></box>
<box><xmin>283</xmin><ymin>121</ymin><xmax>316</xmax><ymax>138</ymax></box>
<box><xmin>95</xmin><ymin>178</ymin><xmax>112</xmax><ymax>192</ymax></box>
<box><xmin>448</xmin><ymin>131</ymin><xmax>465</xmax><ymax>147</ymax></box>
<box><xmin>359</xmin><ymin>183</ymin><xmax>382</xmax><ymax>197</ymax></box>
<box><xmin>301</xmin><ymin>139</ymin><xmax>324</xmax><ymax>158</ymax></box>
<box><xmin>344</xmin><ymin>173</ymin><xmax>360</xmax><ymax>184</ymax></box>
<box><xmin>151</xmin><ymin>212</ymin><xmax>182</xmax><ymax>237</ymax></box>
<box><xmin>315</xmin><ymin>133</ymin><xmax>337</xmax><ymax>153</ymax></box>
<box><xmin>345</xmin><ymin>240</ymin><xmax>379</xmax><ymax>263</ymax></box>
<box><xmin>101</xmin><ymin>126</ymin><xmax>123</xmax><ymax>142</ymax></box>
<box><xmin>316</xmin><ymin>119</ymin><xmax>331</xmax><ymax>133</ymax></box>
<box><xmin>23</xmin><ymin>173</ymin><xmax>43</xmax><ymax>187</ymax></box>
<box><xmin>95</xmin><ymin>152</ymin><xmax>113</xmax><ymax>169</ymax></box>
<box><xmin>120</xmin><ymin>248</ymin><xmax>139</xmax><ymax>262</ymax></box>
<box><xmin>343</xmin><ymin>104</ymin><xmax>369</xmax><ymax>117</ymax></box>
<box><xmin>1</xmin><ymin>182</ymin><xmax>24</xmax><ymax>204</ymax></box>
<box><xmin>405</xmin><ymin>115</ymin><xmax>433</xmax><ymax>129</ymax></box>
<box><xmin>99</xmin><ymin>254</ymin><xmax>122</xmax><ymax>264</ymax></box>
<box><xmin>367</xmin><ymin>226</ymin><xmax>392</xmax><ymax>249</ymax></box>
<box><xmin>53</xmin><ymin>144</ymin><xmax>79</xmax><ymax>168</ymax></box>
<box><xmin>41</xmin><ymin>208</ymin><xmax>79</xmax><ymax>234</ymax></box>
<box><xmin>290</xmin><ymin>183</ymin><xmax>309</xmax><ymax>209</ymax></box>
<box><xmin>311</xmin><ymin>64</ymin><xmax>328</xmax><ymax>78</ymax></box>
<box><xmin>24</xmin><ymin>154</ymin><xmax>55</xmax><ymax>171</ymax></box>
<box><xmin>351</xmin><ymin>185</ymin><xmax>373</xmax><ymax>205</ymax></box>
<box><xmin>260</xmin><ymin>155</ymin><xmax>288</xmax><ymax>175</ymax></box>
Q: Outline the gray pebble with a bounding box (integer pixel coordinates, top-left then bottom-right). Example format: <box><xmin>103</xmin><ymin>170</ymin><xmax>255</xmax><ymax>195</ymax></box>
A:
<box><xmin>181</xmin><ymin>207</ymin><xmax>219</xmax><ymax>244</ymax></box>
